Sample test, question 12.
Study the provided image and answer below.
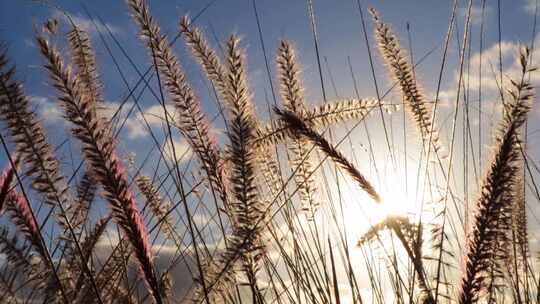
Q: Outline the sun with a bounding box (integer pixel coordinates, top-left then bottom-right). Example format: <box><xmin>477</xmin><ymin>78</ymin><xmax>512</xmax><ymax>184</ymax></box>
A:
<box><xmin>338</xmin><ymin>158</ymin><xmax>425</xmax><ymax>246</ymax></box>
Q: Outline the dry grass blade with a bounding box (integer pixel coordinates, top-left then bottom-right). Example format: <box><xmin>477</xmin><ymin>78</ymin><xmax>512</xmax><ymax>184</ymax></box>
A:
<box><xmin>275</xmin><ymin>107</ymin><xmax>381</xmax><ymax>202</ymax></box>
<box><xmin>458</xmin><ymin>47</ymin><xmax>534</xmax><ymax>304</ymax></box>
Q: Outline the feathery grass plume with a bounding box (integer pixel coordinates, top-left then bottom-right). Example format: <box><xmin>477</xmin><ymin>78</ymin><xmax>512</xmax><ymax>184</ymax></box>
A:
<box><xmin>496</xmin><ymin>155</ymin><xmax>530</xmax><ymax>304</ymax></box>
<box><xmin>0</xmin><ymin>271</ymin><xmax>23</xmax><ymax>304</ymax></box>
<box><xmin>136</xmin><ymin>174</ymin><xmax>176</xmax><ymax>240</ymax></box>
<box><xmin>0</xmin><ymin>48</ymin><xmax>75</xmax><ymax>302</ymax></box>
<box><xmin>307</xmin><ymin>98</ymin><xmax>391</xmax><ymax>127</ymax></box>
<box><xmin>0</xmin><ymin>159</ymin><xmax>16</xmax><ymax>211</ymax></box>
<box><xmin>511</xmin><ymin>170</ymin><xmax>528</xmax><ymax>261</ymax></box>
<box><xmin>426</xmin><ymin>199</ymin><xmax>455</xmax><ymax>302</ymax></box>
<box><xmin>277</xmin><ymin>40</ymin><xmax>306</xmax><ymax>114</ymax></box>
<box><xmin>66</xmin><ymin>25</ymin><xmax>103</xmax><ymax>230</ymax></box>
<box><xmin>458</xmin><ymin>47</ymin><xmax>534</xmax><ymax>304</ymax></box>
<box><xmin>69</xmin><ymin>171</ymin><xmax>98</xmax><ymax>230</ymax></box>
<box><xmin>0</xmin><ymin>169</ymin><xmax>44</xmax><ymax>280</ymax></box>
<box><xmin>78</xmin><ymin>240</ymin><xmax>131</xmax><ymax>304</ymax></box>
<box><xmin>180</xmin><ymin>16</ymin><xmax>228</xmax><ymax>99</ymax></box>
<box><xmin>508</xmin><ymin>162</ymin><xmax>530</xmax><ymax>298</ymax></box>
<box><xmin>3</xmin><ymin>191</ymin><xmax>46</xmax><ymax>261</ymax></box>
<box><xmin>127</xmin><ymin>0</ymin><xmax>228</xmax><ymax>212</ymax></box>
<box><xmin>358</xmin><ymin>215</ymin><xmax>434</xmax><ymax>304</ymax></box>
<box><xmin>369</xmin><ymin>8</ymin><xmax>445</xmax><ymax>159</ymax></box>
<box><xmin>64</xmin><ymin>215</ymin><xmax>111</xmax><ymax>299</ymax></box>
<box><xmin>69</xmin><ymin>215</ymin><xmax>110</xmax><ymax>278</ymax></box>
<box><xmin>0</xmin><ymin>228</ymin><xmax>34</xmax><ymax>275</ymax></box>
<box><xmin>68</xmin><ymin>216</ymin><xmax>111</xmax><ymax>302</ymax></box>
<box><xmin>0</xmin><ymin>48</ymin><xmax>86</xmax><ymax>300</ymax></box>
<box><xmin>0</xmin><ymin>47</ymin><xmax>73</xmax><ymax>229</ymax></box>
<box><xmin>36</xmin><ymin>36</ymin><xmax>162</xmax><ymax>304</ymax></box>
<box><xmin>255</xmin><ymin>98</ymin><xmax>389</xmax><ymax>147</ymax></box>
<box><xmin>220</xmin><ymin>35</ymin><xmax>266</xmax><ymax>302</ymax></box>
<box><xmin>80</xmin><ymin>216</ymin><xmax>110</xmax><ymax>263</ymax></box>
<box><xmin>194</xmin><ymin>258</ymin><xmax>237</xmax><ymax>303</ymax></box>
<box><xmin>159</xmin><ymin>271</ymin><xmax>173</xmax><ymax>303</ymax></box>
<box><xmin>67</xmin><ymin>26</ymin><xmax>102</xmax><ymax>107</ymax></box>
<box><xmin>357</xmin><ymin>215</ymin><xmax>411</xmax><ymax>245</ymax></box>
<box><xmin>180</xmin><ymin>17</ymin><xmax>273</xmax><ymax>297</ymax></box>
<box><xmin>194</xmin><ymin>35</ymin><xmax>268</xmax><ymax>303</ymax></box>
<box><xmin>180</xmin><ymin>17</ymin><xmax>284</xmax><ymax>203</ymax></box>
<box><xmin>275</xmin><ymin>107</ymin><xmax>381</xmax><ymax>202</ymax></box>
<box><xmin>277</xmin><ymin>40</ymin><xmax>319</xmax><ymax>220</ymax></box>
<box><xmin>43</xmin><ymin>18</ymin><xmax>59</xmax><ymax>35</ymax></box>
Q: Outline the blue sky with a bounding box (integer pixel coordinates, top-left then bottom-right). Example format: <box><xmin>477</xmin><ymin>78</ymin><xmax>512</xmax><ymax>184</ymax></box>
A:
<box><xmin>2</xmin><ymin>0</ymin><xmax>537</xmax><ymax>109</ymax></box>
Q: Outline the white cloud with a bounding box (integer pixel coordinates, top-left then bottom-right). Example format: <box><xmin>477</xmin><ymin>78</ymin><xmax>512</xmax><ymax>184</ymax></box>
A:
<box><xmin>125</xmin><ymin>104</ymin><xmax>178</xmax><ymax>139</ymax></box>
<box><xmin>95</xmin><ymin>102</ymin><xmax>195</xmax><ymax>165</ymax></box>
<box><xmin>52</xmin><ymin>9</ymin><xmax>121</xmax><ymax>37</ymax></box>
<box><xmin>98</xmin><ymin>101</ymin><xmax>184</xmax><ymax>140</ymax></box>
<box><xmin>449</xmin><ymin>35</ymin><xmax>540</xmax><ymax>106</ymax></box>
<box><xmin>164</xmin><ymin>137</ymin><xmax>192</xmax><ymax>164</ymax></box>
<box><xmin>437</xmin><ymin>90</ymin><xmax>457</xmax><ymax>109</ymax></box>
<box><xmin>525</xmin><ymin>0</ymin><xmax>539</xmax><ymax>14</ymax></box>
<box><xmin>31</xmin><ymin>96</ymin><xmax>65</xmax><ymax>125</ymax></box>
<box><xmin>191</xmin><ymin>213</ymin><xmax>213</xmax><ymax>227</ymax></box>
<box><xmin>461</xmin><ymin>40</ymin><xmax>521</xmax><ymax>93</ymax></box>
<box><xmin>459</xmin><ymin>4</ymin><xmax>491</xmax><ymax>25</ymax></box>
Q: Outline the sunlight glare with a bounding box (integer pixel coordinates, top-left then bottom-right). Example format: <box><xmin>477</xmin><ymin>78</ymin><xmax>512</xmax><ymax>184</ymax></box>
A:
<box><xmin>341</xmin><ymin>158</ymin><xmax>424</xmax><ymax>247</ymax></box>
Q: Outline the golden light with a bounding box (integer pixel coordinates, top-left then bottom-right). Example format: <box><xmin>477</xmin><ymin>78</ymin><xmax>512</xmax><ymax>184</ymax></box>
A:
<box><xmin>339</xmin><ymin>157</ymin><xmax>426</xmax><ymax>246</ymax></box>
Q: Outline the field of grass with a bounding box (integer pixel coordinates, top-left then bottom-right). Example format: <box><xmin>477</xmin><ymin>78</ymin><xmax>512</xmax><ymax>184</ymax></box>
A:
<box><xmin>0</xmin><ymin>0</ymin><xmax>539</xmax><ymax>303</ymax></box>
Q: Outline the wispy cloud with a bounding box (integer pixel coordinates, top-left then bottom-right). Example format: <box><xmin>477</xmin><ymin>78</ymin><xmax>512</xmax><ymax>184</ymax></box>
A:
<box><xmin>52</xmin><ymin>9</ymin><xmax>122</xmax><ymax>36</ymax></box>
<box><xmin>125</xmin><ymin>104</ymin><xmax>178</xmax><ymax>139</ymax></box>
<box><xmin>524</xmin><ymin>0</ymin><xmax>540</xmax><ymax>14</ymax></box>
<box><xmin>459</xmin><ymin>4</ymin><xmax>491</xmax><ymax>25</ymax></box>
<box><xmin>32</xmin><ymin>95</ymin><xmax>65</xmax><ymax>125</ymax></box>
<box><xmin>447</xmin><ymin>34</ymin><xmax>540</xmax><ymax>101</ymax></box>
<box><xmin>163</xmin><ymin>137</ymin><xmax>192</xmax><ymax>164</ymax></box>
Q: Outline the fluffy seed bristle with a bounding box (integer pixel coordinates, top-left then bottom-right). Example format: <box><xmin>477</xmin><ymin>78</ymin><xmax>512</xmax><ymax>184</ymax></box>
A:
<box><xmin>458</xmin><ymin>47</ymin><xmax>534</xmax><ymax>304</ymax></box>
<box><xmin>277</xmin><ymin>40</ymin><xmax>319</xmax><ymax>220</ymax></box>
<box><xmin>370</xmin><ymin>8</ymin><xmax>446</xmax><ymax>160</ymax></box>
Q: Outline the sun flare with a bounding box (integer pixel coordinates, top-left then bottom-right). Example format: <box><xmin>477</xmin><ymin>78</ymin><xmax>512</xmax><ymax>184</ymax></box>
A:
<box><xmin>338</xmin><ymin>156</ymin><xmax>428</xmax><ymax>247</ymax></box>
